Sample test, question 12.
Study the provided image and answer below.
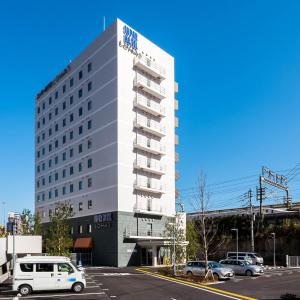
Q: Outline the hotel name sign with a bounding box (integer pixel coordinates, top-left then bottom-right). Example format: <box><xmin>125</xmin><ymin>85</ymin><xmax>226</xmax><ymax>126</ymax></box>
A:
<box><xmin>119</xmin><ymin>25</ymin><xmax>139</xmax><ymax>56</ymax></box>
<box><xmin>94</xmin><ymin>212</ymin><xmax>113</xmax><ymax>229</ymax></box>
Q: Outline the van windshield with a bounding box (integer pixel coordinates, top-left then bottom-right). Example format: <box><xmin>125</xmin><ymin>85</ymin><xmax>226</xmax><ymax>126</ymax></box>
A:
<box><xmin>254</xmin><ymin>253</ymin><xmax>262</xmax><ymax>258</ymax></box>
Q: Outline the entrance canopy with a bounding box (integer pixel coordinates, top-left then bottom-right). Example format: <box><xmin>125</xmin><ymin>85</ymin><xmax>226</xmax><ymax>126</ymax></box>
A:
<box><xmin>74</xmin><ymin>237</ymin><xmax>93</xmax><ymax>249</ymax></box>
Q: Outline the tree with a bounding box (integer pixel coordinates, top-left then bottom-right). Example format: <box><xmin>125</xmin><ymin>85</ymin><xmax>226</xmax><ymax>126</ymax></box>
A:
<box><xmin>164</xmin><ymin>213</ymin><xmax>187</xmax><ymax>272</ymax></box>
<box><xmin>20</xmin><ymin>209</ymin><xmax>42</xmax><ymax>235</ymax></box>
<box><xmin>33</xmin><ymin>212</ymin><xmax>42</xmax><ymax>235</ymax></box>
<box><xmin>192</xmin><ymin>172</ymin><xmax>228</xmax><ymax>279</ymax></box>
<box><xmin>45</xmin><ymin>202</ymin><xmax>74</xmax><ymax>257</ymax></box>
<box><xmin>186</xmin><ymin>220</ymin><xmax>199</xmax><ymax>260</ymax></box>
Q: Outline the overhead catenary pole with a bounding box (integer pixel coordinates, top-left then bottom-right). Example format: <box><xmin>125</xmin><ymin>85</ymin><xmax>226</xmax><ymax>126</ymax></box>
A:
<box><xmin>248</xmin><ymin>189</ymin><xmax>255</xmax><ymax>252</ymax></box>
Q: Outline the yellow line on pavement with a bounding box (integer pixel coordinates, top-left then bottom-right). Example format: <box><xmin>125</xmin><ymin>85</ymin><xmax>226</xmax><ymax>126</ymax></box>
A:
<box><xmin>136</xmin><ymin>268</ymin><xmax>257</xmax><ymax>300</ymax></box>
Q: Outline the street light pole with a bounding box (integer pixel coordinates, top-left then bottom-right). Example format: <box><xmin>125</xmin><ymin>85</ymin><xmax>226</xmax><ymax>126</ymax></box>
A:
<box><xmin>173</xmin><ymin>220</ymin><xmax>176</xmax><ymax>275</ymax></box>
<box><xmin>12</xmin><ymin>221</ymin><xmax>16</xmax><ymax>275</ymax></box>
<box><xmin>271</xmin><ymin>232</ymin><xmax>276</xmax><ymax>267</ymax></box>
<box><xmin>231</xmin><ymin>228</ymin><xmax>239</xmax><ymax>258</ymax></box>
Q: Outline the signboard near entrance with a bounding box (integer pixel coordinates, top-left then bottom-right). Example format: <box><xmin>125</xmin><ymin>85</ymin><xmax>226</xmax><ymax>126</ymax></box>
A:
<box><xmin>94</xmin><ymin>212</ymin><xmax>113</xmax><ymax>229</ymax></box>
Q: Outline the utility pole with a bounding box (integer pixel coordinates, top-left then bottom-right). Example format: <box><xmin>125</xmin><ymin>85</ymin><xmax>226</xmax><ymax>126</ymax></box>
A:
<box><xmin>248</xmin><ymin>189</ymin><xmax>255</xmax><ymax>252</ymax></box>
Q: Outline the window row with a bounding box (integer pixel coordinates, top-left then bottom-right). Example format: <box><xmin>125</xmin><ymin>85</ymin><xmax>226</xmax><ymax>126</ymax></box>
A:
<box><xmin>37</xmin><ymin>94</ymin><xmax>93</xmax><ymax>131</ymax></box>
<box><xmin>36</xmin><ymin>121</ymin><xmax>92</xmax><ymax>160</ymax></box>
<box><xmin>37</xmin><ymin>62</ymin><xmax>92</xmax><ymax>115</ymax></box>
<box><xmin>37</xmin><ymin>158</ymin><xmax>93</xmax><ymax>185</ymax></box>
<box><xmin>36</xmin><ymin>177</ymin><xmax>93</xmax><ymax>202</ymax></box>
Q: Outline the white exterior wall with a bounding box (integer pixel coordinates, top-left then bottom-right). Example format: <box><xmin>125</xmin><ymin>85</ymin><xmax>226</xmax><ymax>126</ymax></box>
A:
<box><xmin>35</xmin><ymin>19</ymin><xmax>176</xmax><ymax>223</ymax></box>
<box><xmin>117</xmin><ymin>20</ymin><xmax>175</xmax><ymax>216</ymax></box>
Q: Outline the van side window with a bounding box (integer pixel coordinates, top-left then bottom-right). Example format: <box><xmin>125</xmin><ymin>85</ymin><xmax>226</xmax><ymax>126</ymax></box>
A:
<box><xmin>36</xmin><ymin>263</ymin><xmax>54</xmax><ymax>272</ymax></box>
<box><xmin>58</xmin><ymin>263</ymin><xmax>74</xmax><ymax>273</ymax></box>
<box><xmin>20</xmin><ymin>264</ymin><xmax>33</xmax><ymax>272</ymax></box>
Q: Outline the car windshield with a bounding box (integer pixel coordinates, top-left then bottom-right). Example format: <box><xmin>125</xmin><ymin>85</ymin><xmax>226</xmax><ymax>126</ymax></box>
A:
<box><xmin>209</xmin><ymin>262</ymin><xmax>221</xmax><ymax>268</ymax></box>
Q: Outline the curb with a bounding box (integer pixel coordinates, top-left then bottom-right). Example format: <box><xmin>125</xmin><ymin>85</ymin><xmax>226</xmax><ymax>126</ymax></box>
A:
<box><xmin>136</xmin><ymin>267</ymin><xmax>257</xmax><ymax>300</ymax></box>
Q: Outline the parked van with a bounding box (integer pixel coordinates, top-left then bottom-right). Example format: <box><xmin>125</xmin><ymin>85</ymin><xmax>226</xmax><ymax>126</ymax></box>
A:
<box><xmin>13</xmin><ymin>256</ymin><xmax>86</xmax><ymax>296</ymax></box>
<box><xmin>226</xmin><ymin>252</ymin><xmax>264</xmax><ymax>265</ymax></box>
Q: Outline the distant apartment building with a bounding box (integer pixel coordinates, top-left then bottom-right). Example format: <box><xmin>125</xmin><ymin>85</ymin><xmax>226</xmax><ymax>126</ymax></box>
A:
<box><xmin>6</xmin><ymin>212</ymin><xmax>22</xmax><ymax>235</ymax></box>
<box><xmin>35</xmin><ymin>19</ymin><xmax>180</xmax><ymax>266</ymax></box>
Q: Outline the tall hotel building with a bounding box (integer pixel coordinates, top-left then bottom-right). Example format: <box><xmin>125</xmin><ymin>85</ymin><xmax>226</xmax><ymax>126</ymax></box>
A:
<box><xmin>35</xmin><ymin>19</ymin><xmax>180</xmax><ymax>267</ymax></box>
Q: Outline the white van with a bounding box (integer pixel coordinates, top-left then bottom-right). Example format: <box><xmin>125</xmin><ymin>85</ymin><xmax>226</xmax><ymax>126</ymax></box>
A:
<box><xmin>227</xmin><ymin>252</ymin><xmax>264</xmax><ymax>265</ymax></box>
<box><xmin>13</xmin><ymin>256</ymin><xmax>86</xmax><ymax>296</ymax></box>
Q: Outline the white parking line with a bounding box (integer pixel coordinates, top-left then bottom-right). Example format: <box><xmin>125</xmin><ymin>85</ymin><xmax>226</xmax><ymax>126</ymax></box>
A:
<box><xmin>0</xmin><ymin>292</ymin><xmax>106</xmax><ymax>299</ymax></box>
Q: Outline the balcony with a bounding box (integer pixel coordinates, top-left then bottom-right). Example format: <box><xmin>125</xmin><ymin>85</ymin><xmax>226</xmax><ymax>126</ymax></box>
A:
<box><xmin>134</xmin><ymin>178</ymin><xmax>165</xmax><ymax>194</ymax></box>
<box><xmin>133</xmin><ymin>74</ymin><xmax>166</xmax><ymax>100</ymax></box>
<box><xmin>134</xmin><ymin>94</ymin><xmax>165</xmax><ymax>117</ymax></box>
<box><xmin>175</xmin><ymin>170</ymin><xmax>180</xmax><ymax>180</ymax></box>
<box><xmin>134</xmin><ymin>159</ymin><xmax>165</xmax><ymax>176</ymax></box>
<box><xmin>134</xmin><ymin>118</ymin><xmax>166</xmax><ymax>138</ymax></box>
<box><xmin>134</xmin><ymin>56</ymin><xmax>166</xmax><ymax>80</ymax></box>
<box><xmin>133</xmin><ymin>203</ymin><xmax>166</xmax><ymax>216</ymax></box>
<box><xmin>175</xmin><ymin>152</ymin><xmax>179</xmax><ymax>162</ymax></box>
<box><xmin>124</xmin><ymin>228</ymin><xmax>171</xmax><ymax>240</ymax></box>
<box><xmin>133</xmin><ymin>138</ymin><xmax>166</xmax><ymax>155</ymax></box>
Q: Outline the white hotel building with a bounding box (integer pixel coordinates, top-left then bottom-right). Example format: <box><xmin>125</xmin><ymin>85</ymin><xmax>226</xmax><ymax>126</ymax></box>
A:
<box><xmin>35</xmin><ymin>19</ymin><xmax>180</xmax><ymax>266</ymax></box>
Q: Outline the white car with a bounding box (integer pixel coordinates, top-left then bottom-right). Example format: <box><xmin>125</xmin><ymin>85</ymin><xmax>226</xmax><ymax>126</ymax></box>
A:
<box><xmin>13</xmin><ymin>256</ymin><xmax>86</xmax><ymax>296</ymax></box>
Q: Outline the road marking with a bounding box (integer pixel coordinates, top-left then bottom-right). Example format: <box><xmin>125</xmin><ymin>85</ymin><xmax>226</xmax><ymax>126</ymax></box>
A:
<box><xmin>88</xmin><ymin>273</ymin><xmax>143</xmax><ymax>276</ymax></box>
<box><xmin>0</xmin><ymin>292</ymin><xmax>105</xmax><ymax>299</ymax></box>
<box><xmin>136</xmin><ymin>268</ymin><xmax>257</xmax><ymax>300</ymax></box>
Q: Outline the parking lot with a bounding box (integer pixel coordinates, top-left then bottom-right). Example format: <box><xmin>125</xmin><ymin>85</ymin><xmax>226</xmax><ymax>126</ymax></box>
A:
<box><xmin>1</xmin><ymin>266</ymin><xmax>300</xmax><ymax>299</ymax></box>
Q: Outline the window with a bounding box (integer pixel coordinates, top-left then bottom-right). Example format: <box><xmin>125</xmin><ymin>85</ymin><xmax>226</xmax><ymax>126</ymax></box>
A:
<box><xmin>42</xmin><ymin>193</ymin><xmax>45</xmax><ymax>201</ymax></box>
<box><xmin>37</xmin><ymin>136</ymin><xmax>40</xmax><ymax>144</ymax></box>
<box><xmin>70</xmin><ymin>166</ymin><xmax>74</xmax><ymax>175</ymax></box>
<box><xmin>49</xmin><ymin>112</ymin><xmax>52</xmax><ymax>121</ymax></box>
<box><xmin>37</xmin><ymin>106</ymin><xmax>40</xmax><ymax>114</ymax></box>
<box><xmin>63</xmin><ymin>118</ymin><xmax>66</xmax><ymax>127</ymax></box>
<box><xmin>88</xmin><ymin>200</ymin><xmax>92</xmax><ymax>209</ymax></box>
<box><xmin>88</xmin><ymin>177</ymin><xmax>92</xmax><ymax>188</ymax></box>
<box><xmin>55</xmin><ymin>156</ymin><xmax>58</xmax><ymax>164</ymax></box>
<box><xmin>42</xmin><ymin>102</ymin><xmax>45</xmax><ymax>110</ymax></box>
<box><xmin>69</xmin><ymin>131</ymin><xmax>73</xmax><ymax>140</ymax></box>
<box><xmin>55</xmin><ymin>91</ymin><xmax>58</xmax><ymax>99</ymax></box>
<box><xmin>88</xmin><ymin>81</ymin><xmax>92</xmax><ymax>91</ymax></box>
<box><xmin>48</xmin><ymin>209</ymin><xmax>52</xmax><ymax>216</ymax></box>
<box><xmin>62</xmin><ymin>186</ymin><xmax>66</xmax><ymax>195</ymax></box>
<box><xmin>48</xmin><ymin>128</ymin><xmax>52</xmax><ymax>136</ymax></box>
<box><xmin>42</xmin><ymin>163</ymin><xmax>45</xmax><ymax>170</ymax></box>
<box><xmin>37</xmin><ymin>151</ymin><xmax>40</xmax><ymax>158</ymax></box>
<box><xmin>63</xmin><ymin>135</ymin><xmax>66</xmax><ymax>144</ymax></box>
<box><xmin>62</xmin><ymin>169</ymin><xmax>66</xmax><ymax>178</ymax></box>
<box><xmin>55</xmin><ymin>107</ymin><xmax>58</xmax><ymax>115</ymax></box>
<box><xmin>62</xmin><ymin>152</ymin><xmax>66</xmax><ymax>161</ymax></box>
<box><xmin>78</xmin><ymin>89</ymin><xmax>83</xmax><ymax>98</ymax></box>
<box><xmin>78</xmin><ymin>225</ymin><xmax>83</xmax><ymax>234</ymax></box>
<box><xmin>42</xmin><ymin>148</ymin><xmax>45</xmax><ymax>155</ymax></box>
<box><xmin>79</xmin><ymin>202</ymin><xmax>83</xmax><ymax>211</ymax></box>
<box><xmin>88</xmin><ymin>100</ymin><xmax>92</xmax><ymax>111</ymax></box>
<box><xmin>42</xmin><ymin>132</ymin><xmax>45</xmax><ymax>140</ymax></box>
<box><xmin>36</xmin><ymin>263</ymin><xmax>54</xmax><ymax>272</ymax></box>
<box><xmin>70</xmin><ymin>78</ymin><xmax>74</xmax><ymax>87</ymax></box>
<box><xmin>49</xmin><ymin>97</ymin><xmax>52</xmax><ymax>105</ymax></box>
<box><xmin>70</xmin><ymin>184</ymin><xmax>74</xmax><ymax>193</ymax></box>
<box><xmin>87</xmin><ymin>158</ymin><xmax>92</xmax><ymax>168</ymax></box>
<box><xmin>48</xmin><ymin>191</ymin><xmax>52</xmax><ymax>199</ymax></box>
<box><xmin>88</xmin><ymin>62</ymin><xmax>92</xmax><ymax>72</ymax></box>
<box><xmin>55</xmin><ymin>140</ymin><xmax>58</xmax><ymax>148</ymax></box>
<box><xmin>78</xmin><ymin>162</ymin><xmax>82</xmax><ymax>172</ymax></box>
<box><xmin>55</xmin><ymin>173</ymin><xmax>58</xmax><ymax>181</ymax></box>
<box><xmin>78</xmin><ymin>125</ymin><xmax>83</xmax><ymax>135</ymax></box>
<box><xmin>55</xmin><ymin>189</ymin><xmax>58</xmax><ymax>197</ymax></box>
<box><xmin>48</xmin><ymin>175</ymin><xmax>52</xmax><ymax>183</ymax></box>
<box><xmin>37</xmin><ymin>121</ymin><xmax>40</xmax><ymax>129</ymax></box>
<box><xmin>48</xmin><ymin>144</ymin><xmax>52</xmax><ymax>152</ymax></box>
<box><xmin>78</xmin><ymin>144</ymin><xmax>82</xmax><ymax>153</ymax></box>
<box><xmin>55</xmin><ymin>124</ymin><xmax>58</xmax><ymax>132</ymax></box>
<box><xmin>69</xmin><ymin>95</ymin><xmax>73</xmax><ymax>105</ymax></box>
<box><xmin>37</xmin><ymin>180</ymin><xmax>40</xmax><ymax>188</ymax></box>
<box><xmin>70</xmin><ymin>204</ymin><xmax>74</xmax><ymax>212</ymax></box>
<box><xmin>48</xmin><ymin>159</ymin><xmax>52</xmax><ymax>167</ymax></box>
<box><xmin>63</xmin><ymin>84</ymin><xmax>66</xmax><ymax>93</ymax></box>
<box><xmin>87</xmin><ymin>140</ymin><xmax>92</xmax><ymax>149</ymax></box>
<box><xmin>79</xmin><ymin>70</ymin><xmax>83</xmax><ymax>80</ymax></box>
<box><xmin>63</xmin><ymin>101</ymin><xmax>66</xmax><ymax>110</ymax></box>
<box><xmin>70</xmin><ymin>113</ymin><xmax>73</xmax><ymax>122</ymax></box>
<box><xmin>79</xmin><ymin>181</ymin><xmax>83</xmax><ymax>190</ymax></box>
<box><xmin>20</xmin><ymin>264</ymin><xmax>33</xmax><ymax>273</ymax></box>
<box><xmin>58</xmin><ymin>263</ymin><xmax>74</xmax><ymax>273</ymax></box>
<box><xmin>69</xmin><ymin>148</ymin><xmax>73</xmax><ymax>158</ymax></box>
<box><xmin>88</xmin><ymin>120</ymin><xmax>92</xmax><ymax>130</ymax></box>
<box><xmin>87</xmin><ymin>224</ymin><xmax>92</xmax><ymax>233</ymax></box>
<box><xmin>78</xmin><ymin>107</ymin><xmax>83</xmax><ymax>116</ymax></box>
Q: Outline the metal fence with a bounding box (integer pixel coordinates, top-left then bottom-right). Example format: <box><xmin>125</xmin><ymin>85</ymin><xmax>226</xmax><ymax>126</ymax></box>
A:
<box><xmin>71</xmin><ymin>253</ymin><xmax>93</xmax><ymax>266</ymax></box>
<box><xmin>286</xmin><ymin>255</ymin><xmax>300</xmax><ymax>268</ymax></box>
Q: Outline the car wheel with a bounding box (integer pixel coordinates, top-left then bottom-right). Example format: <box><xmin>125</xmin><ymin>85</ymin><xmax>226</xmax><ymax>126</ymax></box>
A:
<box><xmin>187</xmin><ymin>271</ymin><xmax>193</xmax><ymax>277</ymax></box>
<box><xmin>213</xmin><ymin>273</ymin><xmax>220</xmax><ymax>281</ymax></box>
<box><xmin>246</xmin><ymin>270</ymin><xmax>253</xmax><ymax>276</ymax></box>
<box><xmin>72</xmin><ymin>282</ymin><xmax>84</xmax><ymax>293</ymax></box>
<box><xmin>19</xmin><ymin>284</ymin><xmax>32</xmax><ymax>296</ymax></box>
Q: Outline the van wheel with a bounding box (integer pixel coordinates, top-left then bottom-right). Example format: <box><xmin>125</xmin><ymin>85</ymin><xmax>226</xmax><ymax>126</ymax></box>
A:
<box><xmin>19</xmin><ymin>284</ymin><xmax>32</xmax><ymax>296</ymax></box>
<box><xmin>213</xmin><ymin>273</ymin><xmax>220</xmax><ymax>281</ymax></box>
<box><xmin>246</xmin><ymin>270</ymin><xmax>253</xmax><ymax>276</ymax></box>
<box><xmin>72</xmin><ymin>282</ymin><xmax>84</xmax><ymax>293</ymax></box>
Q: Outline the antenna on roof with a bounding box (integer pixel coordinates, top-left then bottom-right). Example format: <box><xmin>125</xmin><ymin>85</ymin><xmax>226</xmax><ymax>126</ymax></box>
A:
<box><xmin>103</xmin><ymin>16</ymin><xmax>106</xmax><ymax>32</ymax></box>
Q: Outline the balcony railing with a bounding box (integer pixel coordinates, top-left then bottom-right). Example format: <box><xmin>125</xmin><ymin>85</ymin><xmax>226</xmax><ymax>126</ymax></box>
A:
<box><xmin>134</xmin><ymin>118</ymin><xmax>166</xmax><ymax>138</ymax></box>
<box><xmin>134</xmin><ymin>94</ymin><xmax>165</xmax><ymax>117</ymax></box>
<box><xmin>123</xmin><ymin>228</ymin><xmax>171</xmax><ymax>239</ymax></box>
<box><xmin>134</xmin><ymin>178</ymin><xmax>165</xmax><ymax>194</ymax></box>
<box><xmin>133</xmin><ymin>138</ymin><xmax>166</xmax><ymax>155</ymax></box>
<box><xmin>133</xmin><ymin>74</ymin><xmax>166</xmax><ymax>100</ymax></box>
<box><xmin>134</xmin><ymin>159</ymin><xmax>165</xmax><ymax>175</ymax></box>
<box><xmin>134</xmin><ymin>56</ymin><xmax>166</xmax><ymax>79</ymax></box>
<box><xmin>133</xmin><ymin>203</ymin><xmax>166</xmax><ymax>216</ymax></box>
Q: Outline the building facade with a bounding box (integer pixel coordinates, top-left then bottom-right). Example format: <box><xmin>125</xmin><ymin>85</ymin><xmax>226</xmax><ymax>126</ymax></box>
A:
<box><xmin>6</xmin><ymin>212</ymin><xmax>22</xmax><ymax>235</ymax></box>
<box><xmin>35</xmin><ymin>19</ymin><xmax>180</xmax><ymax>267</ymax></box>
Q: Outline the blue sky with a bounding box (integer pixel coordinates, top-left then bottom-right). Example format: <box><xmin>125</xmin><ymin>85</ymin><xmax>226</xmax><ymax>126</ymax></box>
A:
<box><xmin>1</xmin><ymin>0</ymin><xmax>300</xmax><ymax>221</ymax></box>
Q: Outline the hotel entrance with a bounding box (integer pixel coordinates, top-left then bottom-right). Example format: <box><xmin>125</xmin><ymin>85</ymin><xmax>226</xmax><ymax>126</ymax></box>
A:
<box><xmin>139</xmin><ymin>244</ymin><xmax>171</xmax><ymax>266</ymax></box>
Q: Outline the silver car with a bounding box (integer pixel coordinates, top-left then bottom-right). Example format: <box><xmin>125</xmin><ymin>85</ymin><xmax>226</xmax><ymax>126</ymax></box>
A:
<box><xmin>183</xmin><ymin>261</ymin><xmax>235</xmax><ymax>280</ymax></box>
<box><xmin>219</xmin><ymin>259</ymin><xmax>264</xmax><ymax>276</ymax></box>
